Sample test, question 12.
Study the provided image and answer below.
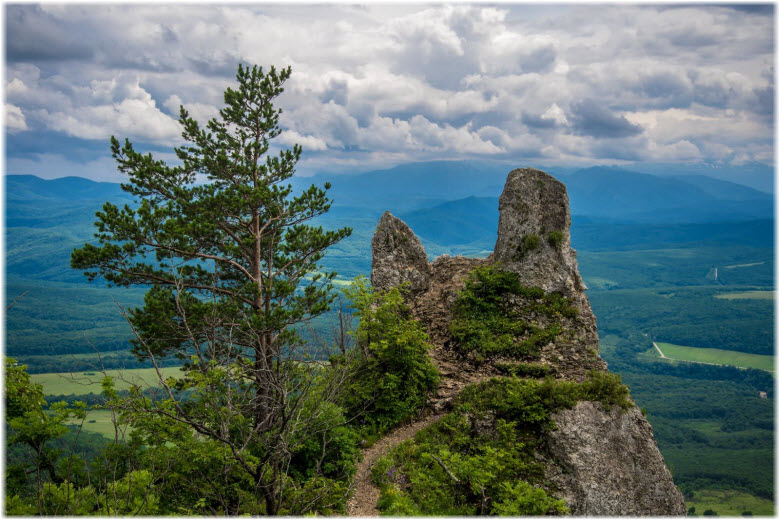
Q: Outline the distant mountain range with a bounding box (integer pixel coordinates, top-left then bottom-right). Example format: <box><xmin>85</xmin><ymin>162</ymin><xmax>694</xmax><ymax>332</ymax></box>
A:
<box><xmin>6</xmin><ymin>162</ymin><xmax>773</xmax><ymax>285</ymax></box>
<box><xmin>5</xmin><ymin>162</ymin><xmax>773</xmax><ymax>361</ymax></box>
<box><xmin>560</xmin><ymin>166</ymin><xmax>773</xmax><ymax>223</ymax></box>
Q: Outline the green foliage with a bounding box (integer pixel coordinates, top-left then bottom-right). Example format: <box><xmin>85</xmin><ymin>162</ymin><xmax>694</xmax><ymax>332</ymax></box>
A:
<box><xmin>5</xmin><ymin>357</ymin><xmax>84</xmax><ymax>496</ymax></box>
<box><xmin>492</xmin><ymin>481</ymin><xmax>569</xmax><ymax>515</ymax></box>
<box><xmin>341</xmin><ymin>277</ymin><xmax>439</xmax><ymax>432</ymax></box>
<box><xmin>516</xmin><ymin>233</ymin><xmax>541</xmax><ymax>259</ymax></box>
<box><xmin>450</xmin><ymin>265</ymin><xmax>576</xmax><ymax>361</ymax></box>
<box><xmin>547</xmin><ymin>230</ymin><xmax>565</xmax><ymax>248</ymax></box>
<box><xmin>372</xmin><ymin>373</ymin><xmax>631</xmax><ymax>515</ymax></box>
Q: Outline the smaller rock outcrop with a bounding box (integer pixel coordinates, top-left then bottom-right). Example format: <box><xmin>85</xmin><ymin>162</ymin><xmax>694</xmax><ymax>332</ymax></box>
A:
<box><xmin>371</xmin><ymin>211</ymin><xmax>433</xmax><ymax>295</ymax></box>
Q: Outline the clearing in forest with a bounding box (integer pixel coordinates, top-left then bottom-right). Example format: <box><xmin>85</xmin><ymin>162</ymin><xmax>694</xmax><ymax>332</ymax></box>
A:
<box><xmin>653</xmin><ymin>342</ymin><xmax>774</xmax><ymax>372</ymax></box>
<box><xmin>715</xmin><ymin>290</ymin><xmax>774</xmax><ymax>300</ymax></box>
<box><xmin>31</xmin><ymin>366</ymin><xmax>183</xmax><ymax>395</ymax></box>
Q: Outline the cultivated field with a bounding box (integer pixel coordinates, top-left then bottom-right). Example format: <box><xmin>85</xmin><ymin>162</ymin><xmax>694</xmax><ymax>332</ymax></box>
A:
<box><xmin>715</xmin><ymin>290</ymin><xmax>775</xmax><ymax>300</ymax></box>
<box><xmin>654</xmin><ymin>342</ymin><xmax>774</xmax><ymax>372</ymax></box>
<box><xmin>32</xmin><ymin>366</ymin><xmax>183</xmax><ymax>395</ymax></box>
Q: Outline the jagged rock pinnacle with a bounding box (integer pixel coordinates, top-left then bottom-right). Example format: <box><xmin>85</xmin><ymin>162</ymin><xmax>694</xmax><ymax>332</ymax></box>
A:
<box><xmin>371</xmin><ymin>211</ymin><xmax>433</xmax><ymax>295</ymax></box>
<box><xmin>493</xmin><ymin>167</ymin><xmax>586</xmax><ymax>295</ymax></box>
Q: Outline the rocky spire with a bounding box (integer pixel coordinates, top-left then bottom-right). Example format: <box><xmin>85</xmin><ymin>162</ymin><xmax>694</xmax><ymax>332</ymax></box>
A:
<box><xmin>492</xmin><ymin>167</ymin><xmax>586</xmax><ymax>295</ymax></box>
<box><xmin>370</xmin><ymin>211</ymin><xmax>433</xmax><ymax>295</ymax></box>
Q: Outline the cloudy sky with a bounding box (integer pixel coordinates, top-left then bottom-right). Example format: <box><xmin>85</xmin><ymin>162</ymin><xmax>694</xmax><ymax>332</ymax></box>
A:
<box><xmin>4</xmin><ymin>3</ymin><xmax>775</xmax><ymax>181</ymax></box>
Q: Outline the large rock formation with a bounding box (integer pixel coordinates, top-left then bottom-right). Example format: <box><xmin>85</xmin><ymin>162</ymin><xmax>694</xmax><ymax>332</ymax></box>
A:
<box><xmin>369</xmin><ymin>167</ymin><xmax>686</xmax><ymax>515</ymax></box>
<box><xmin>547</xmin><ymin>402</ymin><xmax>686</xmax><ymax>515</ymax></box>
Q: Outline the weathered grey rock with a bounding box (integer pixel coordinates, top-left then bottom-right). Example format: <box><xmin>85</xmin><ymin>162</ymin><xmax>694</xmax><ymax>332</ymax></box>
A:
<box><xmin>493</xmin><ymin>168</ymin><xmax>603</xmax><ymax>377</ymax></box>
<box><xmin>371</xmin><ymin>211</ymin><xmax>433</xmax><ymax>295</ymax></box>
<box><xmin>546</xmin><ymin>401</ymin><xmax>687</xmax><ymax>516</ymax></box>
<box><xmin>493</xmin><ymin>167</ymin><xmax>585</xmax><ymax>296</ymax></box>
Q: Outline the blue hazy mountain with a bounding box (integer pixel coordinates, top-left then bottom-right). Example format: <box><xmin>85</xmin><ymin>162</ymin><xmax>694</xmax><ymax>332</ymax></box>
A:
<box><xmin>296</xmin><ymin>160</ymin><xmax>514</xmax><ymax>213</ymax></box>
<box><xmin>5</xmin><ymin>162</ymin><xmax>773</xmax><ymax>285</ymax></box>
<box><xmin>6</xmin><ymin>174</ymin><xmax>130</xmax><ymax>202</ymax></box>
<box><xmin>400</xmin><ymin>196</ymin><xmax>499</xmax><ymax>247</ymax></box>
<box><xmin>628</xmin><ymin>161</ymin><xmax>774</xmax><ymax>194</ymax></box>
<box><xmin>559</xmin><ymin>166</ymin><xmax>772</xmax><ymax>222</ymax></box>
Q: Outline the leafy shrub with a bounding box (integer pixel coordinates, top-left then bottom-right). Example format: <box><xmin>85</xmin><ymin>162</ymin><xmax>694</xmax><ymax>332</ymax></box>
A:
<box><xmin>450</xmin><ymin>265</ymin><xmax>576</xmax><ymax>361</ymax></box>
<box><xmin>373</xmin><ymin>373</ymin><xmax>631</xmax><ymax>515</ymax></box>
<box><xmin>288</xmin><ymin>401</ymin><xmax>360</xmax><ymax>482</ymax></box>
<box><xmin>547</xmin><ymin>230</ymin><xmax>565</xmax><ymax>248</ymax></box>
<box><xmin>492</xmin><ymin>481</ymin><xmax>568</xmax><ymax>515</ymax></box>
<box><xmin>516</xmin><ymin>234</ymin><xmax>541</xmax><ymax>259</ymax></box>
<box><xmin>341</xmin><ymin>277</ymin><xmax>439</xmax><ymax>432</ymax></box>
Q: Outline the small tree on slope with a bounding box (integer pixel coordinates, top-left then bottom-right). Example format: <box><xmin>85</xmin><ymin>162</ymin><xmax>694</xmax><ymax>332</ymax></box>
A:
<box><xmin>71</xmin><ymin>64</ymin><xmax>352</xmax><ymax>514</ymax></box>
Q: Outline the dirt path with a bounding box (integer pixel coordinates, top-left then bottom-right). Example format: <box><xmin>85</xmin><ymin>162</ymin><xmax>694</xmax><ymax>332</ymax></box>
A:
<box><xmin>346</xmin><ymin>257</ymin><xmax>493</xmax><ymax>515</ymax></box>
<box><xmin>652</xmin><ymin>342</ymin><xmax>668</xmax><ymax>359</ymax></box>
<box><xmin>346</xmin><ymin>414</ymin><xmax>438</xmax><ymax>516</ymax></box>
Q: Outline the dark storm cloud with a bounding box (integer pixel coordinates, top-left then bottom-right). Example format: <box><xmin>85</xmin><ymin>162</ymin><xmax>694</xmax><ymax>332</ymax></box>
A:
<box><xmin>188</xmin><ymin>57</ymin><xmax>243</xmax><ymax>78</ymax></box>
<box><xmin>6</xmin><ymin>130</ymin><xmax>107</xmax><ymax>162</ymax></box>
<box><xmin>569</xmin><ymin>100</ymin><xmax>644</xmax><ymax>139</ymax></box>
<box><xmin>722</xmin><ymin>4</ymin><xmax>774</xmax><ymax>15</ymax></box>
<box><xmin>6</xmin><ymin>5</ymin><xmax>94</xmax><ymax>62</ymax></box>
<box><xmin>640</xmin><ymin>72</ymin><xmax>694</xmax><ymax>106</ymax></box>
<box><xmin>319</xmin><ymin>79</ymin><xmax>348</xmax><ymax>106</ymax></box>
<box><xmin>517</xmin><ymin>45</ymin><xmax>557</xmax><ymax>74</ymax></box>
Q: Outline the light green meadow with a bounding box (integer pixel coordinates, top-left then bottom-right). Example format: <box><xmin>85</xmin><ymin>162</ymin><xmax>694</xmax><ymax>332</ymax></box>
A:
<box><xmin>655</xmin><ymin>342</ymin><xmax>774</xmax><ymax>372</ymax></box>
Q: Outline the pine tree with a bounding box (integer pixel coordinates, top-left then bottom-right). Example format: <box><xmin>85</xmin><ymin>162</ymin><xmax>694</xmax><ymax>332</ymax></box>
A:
<box><xmin>71</xmin><ymin>64</ymin><xmax>352</xmax><ymax>514</ymax></box>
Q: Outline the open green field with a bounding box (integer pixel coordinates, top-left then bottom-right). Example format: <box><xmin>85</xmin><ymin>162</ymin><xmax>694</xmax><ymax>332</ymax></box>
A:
<box><xmin>655</xmin><ymin>342</ymin><xmax>774</xmax><ymax>372</ymax></box>
<box><xmin>686</xmin><ymin>489</ymin><xmax>774</xmax><ymax>516</ymax></box>
<box><xmin>65</xmin><ymin>409</ymin><xmax>131</xmax><ymax>439</ymax></box>
<box><xmin>715</xmin><ymin>290</ymin><xmax>775</xmax><ymax>300</ymax></box>
<box><xmin>32</xmin><ymin>367</ymin><xmax>183</xmax><ymax>395</ymax></box>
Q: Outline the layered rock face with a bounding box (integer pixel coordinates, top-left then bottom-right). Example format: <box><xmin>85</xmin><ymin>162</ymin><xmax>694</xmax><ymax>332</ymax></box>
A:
<box><xmin>370</xmin><ymin>167</ymin><xmax>686</xmax><ymax>515</ymax></box>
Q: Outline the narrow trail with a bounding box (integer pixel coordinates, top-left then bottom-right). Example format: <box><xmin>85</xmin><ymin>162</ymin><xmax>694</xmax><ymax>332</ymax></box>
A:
<box><xmin>346</xmin><ymin>257</ymin><xmax>493</xmax><ymax>515</ymax></box>
<box><xmin>345</xmin><ymin>414</ymin><xmax>437</xmax><ymax>516</ymax></box>
<box><xmin>345</xmin><ymin>348</ymin><xmax>490</xmax><ymax>516</ymax></box>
